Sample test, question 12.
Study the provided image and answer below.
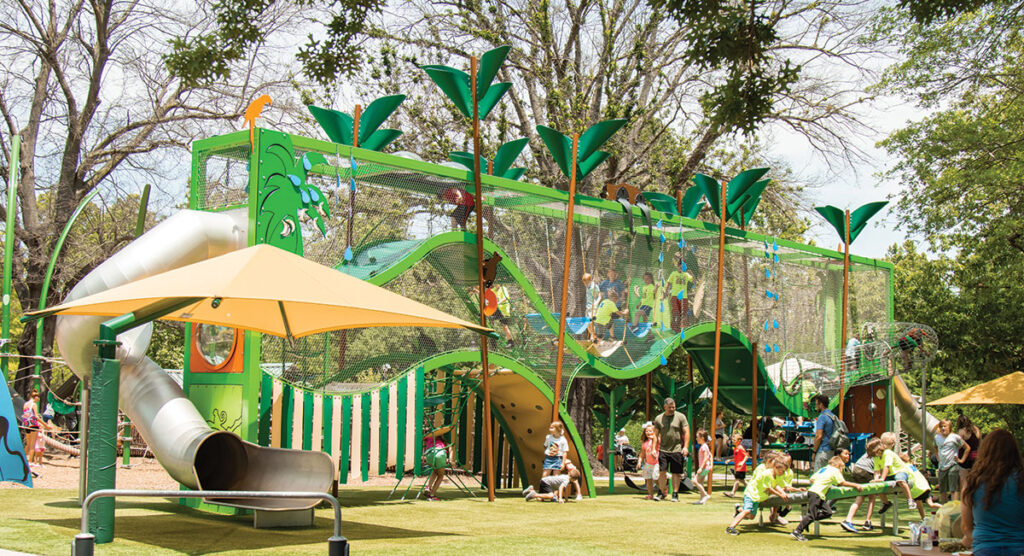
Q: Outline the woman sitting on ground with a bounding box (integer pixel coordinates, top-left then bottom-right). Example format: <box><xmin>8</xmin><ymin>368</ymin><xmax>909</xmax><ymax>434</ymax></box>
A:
<box><xmin>961</xmin><ymin>428</ymin><xmax>1024</xmax><ymax>556</ymax></box>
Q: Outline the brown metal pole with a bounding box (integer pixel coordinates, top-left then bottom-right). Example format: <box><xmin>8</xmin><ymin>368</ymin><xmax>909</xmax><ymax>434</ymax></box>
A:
<box><xmin>752</xmin><ymin>341</ymin><xmax>759</xmax><ymax>462</ymax></box>
<box><xmin>338</xmin><ymin>104</ymin><xmax>362</xmax><ymax>373</ymax></box>
<box><xmin>552</xmin><ymin>134</ymin><xmax>579</xmax><ymax>421</ymax></box>
<box><xmin>708</xmin><ymin>179</ymin><xmax>727</xmax><ymax>495</ymax></box>
<box><xmin>470</xmin><ymin>57</ymin><xmax>496</xmax><ymax>501</ymax></box>
<box><xmin>839</xmin><ymin>209</ymin><xmax>850</xmax><ymax>421</ymax></box>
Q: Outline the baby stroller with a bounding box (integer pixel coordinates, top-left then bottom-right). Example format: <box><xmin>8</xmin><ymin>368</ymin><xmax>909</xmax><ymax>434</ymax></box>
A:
<box><xmin>618</xmin><ymin>444</ymin><xmax>640</xmax><ymax>473</ymax></box>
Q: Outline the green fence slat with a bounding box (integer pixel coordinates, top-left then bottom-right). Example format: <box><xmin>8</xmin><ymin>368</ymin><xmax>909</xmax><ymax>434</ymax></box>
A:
<box><xmin>457</xmin><ymin>388</ymin><xmax>468</xmax><ymax>466</ymax></box>
<box><xmin>414</xmin><ymin>367</ymin><xmax>425</xmax><ymax>476</ymax></box>
<box><xmin>302</xmin><ymin>390</ymin><xmax>314</xmax><ymax>451</ymax></box>
<box><xmin>378</xmin><ymin>386</ymin><xmax>389</xmax><ymax>475</ymax></box>
<box><xmin>258</xmin><ymin>373</ymin><xmax>273</xmax><ymax>446</ymax></box>
<box><xmin>322</xmin><ymin>395</ymin><xmax>333</xmax><ymax>455</ymax></box>
<box><xmin>340</xmin><ymin>396</ymin><xmax>352</xmax><ymax>484</ymax></box>
<box><xmin>396</xmin><ymin>375</ymin><xmax>407</xmax><ymax>481</ymax></box>
<box><xmin>473</xmin><ymin>393</ymin><xmax>483</xmax><ymax>474</ymax></box>
<box><xmin>281</xmin><ymin>384</ymin><xmax>293</xmax><ymax>449</ymax></box>
<box><xmin>361</xmin><ymin>392</ymin><xmax>371</xmax><ymax>482</ymax></box>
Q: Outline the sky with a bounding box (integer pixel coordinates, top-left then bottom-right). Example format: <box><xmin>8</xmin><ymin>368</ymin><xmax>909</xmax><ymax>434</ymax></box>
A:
<box><xmin>766</xmin><ymin>98</ymin><xmax>925</xmax><ymax>261</ymax></box>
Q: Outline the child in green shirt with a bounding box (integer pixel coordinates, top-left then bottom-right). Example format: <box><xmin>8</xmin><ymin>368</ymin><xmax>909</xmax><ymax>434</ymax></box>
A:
<box><xmin>632</xmin><ymin>272</ymin><xmax>656</xmax><ymax>324</ymax></box>
<box><xmin>867</xmin><ymin>434</ymin><xmax>916</xmax><ymax>512</ymax></box>
<box><xmin>591</xmin><ymin>290</ymin><xmax>627</xmax><ymax>341</ymax></box>
<box><xmin>791</xmin><ymin>452</ymin><xmax>864</xmax><ymax>541</ymax></box>
<box><xmin>667</xmin><ymin>252</ymin><xmax>694</xmax><ymax>331</ymax></box>
<box><xmin>727</xmin><ymin>453</ymin><xmax>790</xmax><ymax>535</ymax></box>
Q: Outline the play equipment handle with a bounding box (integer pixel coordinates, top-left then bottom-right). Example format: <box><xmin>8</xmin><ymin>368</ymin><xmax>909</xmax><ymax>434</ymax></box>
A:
<box><xmin>74</xmin><ymin>489</ymin><xmax>347</xmax><ymax>556</ymax></box>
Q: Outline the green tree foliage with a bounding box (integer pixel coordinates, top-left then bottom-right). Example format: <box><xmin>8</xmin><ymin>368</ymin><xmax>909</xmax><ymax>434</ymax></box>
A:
<box><xmin>878</xmin><ymin>2</ymin><xmax>1024</xmax><ymax>434</ymax></box>
<box><xmin>165</xmin><ymin>0</ymin><xmax>386</xmax><ymax>87</ymax></box>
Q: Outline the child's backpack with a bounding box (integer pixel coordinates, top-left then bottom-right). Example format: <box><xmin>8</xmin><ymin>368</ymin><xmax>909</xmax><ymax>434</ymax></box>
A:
<box><xmin>827</xmin><ymin>411</ymin><xmax>852</xmax><ymax>451</ymax></box>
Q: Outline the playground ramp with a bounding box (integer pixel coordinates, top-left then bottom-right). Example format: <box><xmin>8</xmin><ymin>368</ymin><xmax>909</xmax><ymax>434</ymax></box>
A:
<box><xmin>55</xmin><ymin>209</ymin><xmax>332</xmax><ymax>511</ymax></box>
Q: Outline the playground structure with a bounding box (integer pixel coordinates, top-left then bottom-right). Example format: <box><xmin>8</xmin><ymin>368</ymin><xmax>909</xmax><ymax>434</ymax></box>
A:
<box><xmin>32</xmin><ymin>121</ymin><xmax>945</xmax><ymax>518</ymax></box>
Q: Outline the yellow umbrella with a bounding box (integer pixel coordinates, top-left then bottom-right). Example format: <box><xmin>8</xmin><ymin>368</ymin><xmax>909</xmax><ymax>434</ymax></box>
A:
<box><xmin>928</xmin><ymin>372</ymin><xmax>1024</xmax><ymax>405</ymax></box>
<box><xmin>26</xmin><ymin>244</ymin><xmax>495</xmax><ymax>339</ymax></box>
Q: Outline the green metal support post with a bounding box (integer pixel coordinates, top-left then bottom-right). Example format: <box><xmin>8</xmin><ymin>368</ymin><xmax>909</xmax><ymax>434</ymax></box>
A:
<box><xmin>2</xmin><ymin>135</ymin><xmax>20</xmax><ymax>382</ymax></box>
<box><xmin>608</xmin><ymin>386</ymin><xmax>616</xmax><ymax>493</ymax></box>
<box><xmin>24</xmin><ymin>297</ymin><xmax>203</xmax><ymax>543</ymax></box>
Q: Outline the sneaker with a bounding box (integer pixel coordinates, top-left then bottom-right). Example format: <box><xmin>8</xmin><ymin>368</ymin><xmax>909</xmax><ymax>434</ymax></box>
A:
<box><xmin>772</xmin><ymin>516</ymin><xmax>789</xmax><ymax>526</ymax></box>
<box><xmin>575</xmin><ymin>494</ymin><xmax>583</xmax><ymax>501</ymax></box>
<box><xmin>525</xmin><ymin>491</ymin><xmax>537</xmax><ymax>501</ymax></box>
<box><xmin>840</xmin><ymin>521</ymin><xmax>858</xmax><ymax>533</ymax></box>
<box><xmin>653</xmin><ymin>491</ymin><xmax>665</xmax><ymax>501</ymax></box>
<box><xmin>791</xmin><ymin>531</ymin><xmax>808</xmax><ymax>542</ymax></box>
<box><xmin>700</xmin><ymin>495</ymin><xmax>711</xmax><ymax>504</ymax></box>
<box><xmin>726</xmin><ymin>527</ymin><xmax>739</xmax><ymax>535</ymax></box>
<box><xmin>860</xmin><ymin>521</ymin><xmax>874</xmax><ymax>531</ymax></box>
<box><xmin>523</xmin><ymin>485</ymin><xmax>534</xmax><ymax>496</ymax></box>
<box><xmin>671</xmin><ymin>494</ymin><xmax>679</xmax><ymax>503</ymax></box>
<box><xmin>908</xmin><ymin>500</ymin><xmax>917</xmax><ymax>510</ymax></box>
<box><xmin>505</xmin><ymin>339</ymin><xmax>514</xmax><ymax>349</ymax></box>
<box><xmin>878</xmin><ymin>501</ymin><xmax>892</xmax><ymax>514</ymax></box>
<box><xmin>723</xmin><ymin>492</ymin><xmax>735</xmax><ymax>498</ymax></box>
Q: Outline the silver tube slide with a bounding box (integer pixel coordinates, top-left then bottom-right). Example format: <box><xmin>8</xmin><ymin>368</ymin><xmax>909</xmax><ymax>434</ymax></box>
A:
<box><xmin>56</xmin><ymin>210</ymin><xmax>332</xmax><ymax>510</ymax></box>
<box><xmin>892</xmin><ymin>372</ymin><xmax>942</xmax><ymax>453</ymax></box>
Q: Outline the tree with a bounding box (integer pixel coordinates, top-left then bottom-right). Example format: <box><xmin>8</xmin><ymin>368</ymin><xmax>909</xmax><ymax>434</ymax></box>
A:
<box><xmin>878</xmin><ymin>2</ymin><xmax>1024</xmax><ymax>435</ymax></box>
<box><xmin>356</xmin><ymin>0</ymin><xmax>877</xmax><ymax>194</ymax></box>
<box><xmin>0</xmin><ymin>0</ymin><xmax>303</xmax><ymax>397</ymax></box>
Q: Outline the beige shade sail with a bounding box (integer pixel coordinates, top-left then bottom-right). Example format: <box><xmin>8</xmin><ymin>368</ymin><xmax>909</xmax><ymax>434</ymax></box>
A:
<box><xmin>26</xmin><ymin>244</ymin><xmax>495</xmax><ymax>340</ymax></box>
<box><xmin>928</xmin><ymin>372</ymin><xmax>1024</xmax><ymax>405</ymax></box>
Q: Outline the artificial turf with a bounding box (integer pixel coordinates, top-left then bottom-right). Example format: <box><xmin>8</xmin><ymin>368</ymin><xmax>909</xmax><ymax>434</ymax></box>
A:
<box><xmin>0</xmin><ymin>483</ymin><xmax>909</xmax><ymax>555</ymax></box>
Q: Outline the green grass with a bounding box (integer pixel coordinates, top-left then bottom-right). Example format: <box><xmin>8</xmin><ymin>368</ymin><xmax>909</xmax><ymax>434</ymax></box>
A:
<box><xmin>0</xmin><ymin>484</ymin><xmax>911</xmax><ymax>555</ymax></box>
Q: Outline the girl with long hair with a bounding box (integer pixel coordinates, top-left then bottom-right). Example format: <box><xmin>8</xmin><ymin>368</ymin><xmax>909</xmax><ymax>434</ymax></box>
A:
<box><xmin>961</xmin><ymin>429</ymin><xmax>1024</xmax><ymax>556</ymax></box>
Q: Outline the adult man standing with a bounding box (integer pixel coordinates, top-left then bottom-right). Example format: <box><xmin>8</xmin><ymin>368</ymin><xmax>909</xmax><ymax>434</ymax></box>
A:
<box><xmin>653</xmin><ymin>397</ymin><xmax>690</xmax><ymax>501</ymax></box>
<box><xmin>811</xmin><ymin>394</ymin><xmax>835</xmax><ymax>471</ymax></box>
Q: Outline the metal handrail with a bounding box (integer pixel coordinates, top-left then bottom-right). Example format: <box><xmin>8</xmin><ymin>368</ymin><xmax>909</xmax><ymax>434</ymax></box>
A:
<box><xmin>74</xmin><ymin>489</ymin><xmax>347</xmax><ymax>555</ymax></box>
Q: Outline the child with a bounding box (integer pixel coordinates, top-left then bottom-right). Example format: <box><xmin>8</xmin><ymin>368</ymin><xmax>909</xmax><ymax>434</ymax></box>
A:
<box><xmin>725</xmin><ymin>433</ymin><xmax>748</xmax><ymax>498</ymax></box>
<box><xmin>841</xmin><ymin>449</ymin><xmax>880</xmax><ymax>532</ymax></box>
<box><xmin>633</xmin><ymin>272</ymin><xmax>656</xmax><ymax>324</ymax></box>
<box><xmin>692</xmin><ymin>429</ymin><xmax>713</xmax><ymax>504</ymax></box>
<box><xmin>900</xmin><ymin>453</ymin><xmax>943</xmax><ymax>517</ymax></box>
<box><xmin>936</xmin><ymin>419</ymin><xmax>967</xmax><ymax>502</ymax></box>
<box><xmin>791</xmin><ymin>454</ymin><xmax>865</xmax><ymax>541</ymax></box>
<box><xmin>770</xmin><ymin>453</ymin><xmax>804</xmax><ymax>525</ymax></box>
<box><xmin>667</xmin><ymin>253</ymin><xmax>694</xmax><ymax>332</ymax></box>
<box><xmin>524</xmin><ymin>467</ymin><xmax>582</xmax><ymax>503</ymax></box>
<box><xmin>542</xmin><ymin>421</ymin><xmax>569</xmax><ymax>477</ymax></box>
<box><xmin>727</xmin><ymin>454</ymin><xmax>790</xmax><ymax>535</ymax></box>
<box><xmin>640</xmin><ymin>423</ymin><xmax>660</xmax><ymax>500</ymax></box>
<box><xmin>867</xmin><ymin>435</ymin><xmax>916</xmax><ymax>512</ymax></box>
<box><xmin>592</xmin><ymin>290</ymin><xmax>627</xmax><ymax>341</ymax></box>
<box><xmin>441</xmin><ymin>187</ymin><xmax>474</xmax><ymax>230</ymax></box>
<box><xmin>582</xmin><ymin>273</ymin><xmax>602</xmax><ymax>320</ymax></box>
<box><xmin>564</xmin><ymin>460</ymin><xmax>585</xmax><ymax>501</ymax></box>
<box><xmin>423</xmin><ymin>432</ymin><xmax>451</xmax><ymax>501</ymax></box>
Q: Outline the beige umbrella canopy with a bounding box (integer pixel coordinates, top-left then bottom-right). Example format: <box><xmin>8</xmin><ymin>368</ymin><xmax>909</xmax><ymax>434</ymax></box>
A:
<box><xmin>27</xmin><ymin>244</ymin><xmax>495</xmax><ymax>339</ymax></box>
<box><xmin>928</xmin><ymin>372</ymin><xmax>1024</xmax><ymax>405</ymax></box>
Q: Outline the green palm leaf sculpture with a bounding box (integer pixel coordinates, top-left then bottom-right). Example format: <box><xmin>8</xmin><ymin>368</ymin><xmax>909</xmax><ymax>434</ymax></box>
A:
<box><xmin>449</xmin><ymin>138</ymin><xmax>529</xmax><ymax>180</ymax></box>
<box><xmin>814</xmin><ymin>201</ymin><xmax>889</xmax><ymax>244</ymax></box>
<box><xmin>692</xmin><ymin>168</ymin><xmax>770</xmax><ymax>223</ymax></box>
<box><xmin>421</xmin><ymin>46</ymin><xmax>512</xmax><ymax>120</ymax></box>
<box><xmin>681</xmin><ymin>186</ymin><xmax>707</xmax><ymax>219</ymax></box>
<box><xmin>307</xmin><ymin>94</ymin><xmax>405</xmax><ymax>151</ymax></box>
<box><xmin>536</xmin><ymin>119</ymin><xmax>627</xmax><ymax>181</ymax></box>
